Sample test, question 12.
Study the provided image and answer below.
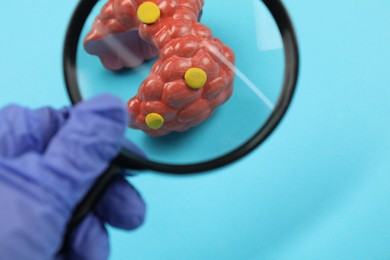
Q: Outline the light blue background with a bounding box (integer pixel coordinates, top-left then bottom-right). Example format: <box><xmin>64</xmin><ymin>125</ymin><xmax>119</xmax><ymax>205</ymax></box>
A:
<box><xmin>1</xmin><ymin>1</ymin><xmax>390</xmax><ymax>260</ymax></box>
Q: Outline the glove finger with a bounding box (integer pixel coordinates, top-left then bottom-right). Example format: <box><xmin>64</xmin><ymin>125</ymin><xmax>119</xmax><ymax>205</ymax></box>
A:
<box><xmin>0</xmin><ymin>105</ymin><xmax>68</xmax><ymax>158</ymax></box>
<box><xmin>120</xmin><ymin>139</ymin><xmax>147</xmax><ymax>176</ymax></box>
<box><xmin>121</xmin><ymin>138</ymin><xmax>147</xmax><ymax>159</ymax></box>
<box><xmin>65</xmin><ymin>213</ymin><xmax>109</xmax><ymax>260</ymax></box>
<box><xmin>39</xmin><ymin>94</ymin><xmax>128</xmax><ymax>207</ymax></box>
<box><xmin>94</xmin><ymin>175</ymin><xmax>146</xmax><ymax>230</ymax></box>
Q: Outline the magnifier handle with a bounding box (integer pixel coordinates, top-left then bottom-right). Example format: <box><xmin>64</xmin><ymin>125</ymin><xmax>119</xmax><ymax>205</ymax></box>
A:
<box><xmin>58</xmin><ymin>163</ymin><xmax>119</xmax><ymax>255</ymax></box>
<box><xmin>65</xmin><ymin>150</ymin><xmax>147</xmax><ymax>230</ymax></box>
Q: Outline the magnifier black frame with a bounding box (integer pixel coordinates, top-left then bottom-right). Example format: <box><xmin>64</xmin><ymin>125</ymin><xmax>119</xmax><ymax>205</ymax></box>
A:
<box><xmin>63</xmin><ymin>0</ymin><xmax>299</xmax><ymax>174</ymax></box>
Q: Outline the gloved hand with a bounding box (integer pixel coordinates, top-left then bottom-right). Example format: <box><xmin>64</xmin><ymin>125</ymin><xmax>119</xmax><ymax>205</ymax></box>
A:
<box><xmin>0</xmin><ymin>95</ymin><xmax>146</xmax><ymax>260</ymax></box>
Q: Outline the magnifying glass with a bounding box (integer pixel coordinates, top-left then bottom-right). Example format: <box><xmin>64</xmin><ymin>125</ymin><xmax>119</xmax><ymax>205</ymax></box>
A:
<box><xmin>62</xmin><ymin>0</ymin><xmax>299</xmax><ymax>240</ymax></box>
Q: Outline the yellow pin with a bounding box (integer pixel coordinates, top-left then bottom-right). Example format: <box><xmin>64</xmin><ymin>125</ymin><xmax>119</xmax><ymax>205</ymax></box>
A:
<box><xmin>137</xmin><ymin>2</ymin><xmax>161</xmax><ymax>25</ymax></box>
<box><xmin>145</xmin><ymin>113</ymin><xmax>164</xmax><ymax>129</ymax></box>
<box><xmin>184</xmin><ymin>68</ymin><xmax>207</xmax><ymax>89</ymax></box>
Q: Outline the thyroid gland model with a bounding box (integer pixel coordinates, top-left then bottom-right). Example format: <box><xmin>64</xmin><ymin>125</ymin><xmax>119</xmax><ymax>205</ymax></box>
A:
<box><xmin>84</xmin><ymin>0</ymin><xmax>235</xmax><ymax>136</ymax></box>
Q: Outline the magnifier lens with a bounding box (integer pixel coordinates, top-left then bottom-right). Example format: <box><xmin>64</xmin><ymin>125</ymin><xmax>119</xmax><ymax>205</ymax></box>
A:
<box><xmin>75</xmin><ymin>0</ymin><xmax>288</xmax><ymax>166</ymax></box>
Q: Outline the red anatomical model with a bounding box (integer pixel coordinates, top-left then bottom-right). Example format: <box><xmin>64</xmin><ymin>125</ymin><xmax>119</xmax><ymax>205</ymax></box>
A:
<box><xmin>84</xmin><ymin>0</ymin><xmax>235</xmax><ymax>136</ymax></box>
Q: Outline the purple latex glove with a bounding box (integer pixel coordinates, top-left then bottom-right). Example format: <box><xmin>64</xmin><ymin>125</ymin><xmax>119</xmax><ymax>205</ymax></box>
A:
<box><xmin>0</xmin><ymin>95</ymin><xmax>146</xmax><ymax>260</ymax></box>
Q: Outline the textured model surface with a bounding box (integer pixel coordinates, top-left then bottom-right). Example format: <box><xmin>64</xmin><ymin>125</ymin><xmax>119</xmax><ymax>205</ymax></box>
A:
<box><xmin>84</xmin><ymin>0</ymin><xmax>235</xmax><ymax>136</ymax></box>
